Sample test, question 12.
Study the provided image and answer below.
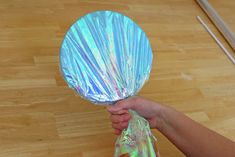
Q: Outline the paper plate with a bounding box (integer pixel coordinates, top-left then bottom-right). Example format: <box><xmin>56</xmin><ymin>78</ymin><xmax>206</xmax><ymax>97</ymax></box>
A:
<box><xmin>60</xmin><ymin>11</ymin><xmax>152</xmax><ymax>104</ymax></box>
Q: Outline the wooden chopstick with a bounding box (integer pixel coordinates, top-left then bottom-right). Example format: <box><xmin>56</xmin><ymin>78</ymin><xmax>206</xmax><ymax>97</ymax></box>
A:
<box><xmin>197</xmin><ymin>16</ymin><xmax>235</xmax><ymax>64</ymax></box>
<box><xmin>196</xmin><ymin>0</ymin><xmax>235</xmax><ymax>51</ymax></box>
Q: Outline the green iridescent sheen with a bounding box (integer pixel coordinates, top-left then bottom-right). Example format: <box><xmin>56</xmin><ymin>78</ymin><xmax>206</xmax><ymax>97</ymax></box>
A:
<box><xmin>114</xmin><ymin>110</ymin><xmax>158</xmax><ymax>157</ymax></box>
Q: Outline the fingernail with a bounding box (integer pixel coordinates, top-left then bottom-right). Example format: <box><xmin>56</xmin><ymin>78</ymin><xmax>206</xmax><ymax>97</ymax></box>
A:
<box><xmin>114</xmin><ymin>129</ymin><xmax>121</xmax><ymax>135</ymax></box>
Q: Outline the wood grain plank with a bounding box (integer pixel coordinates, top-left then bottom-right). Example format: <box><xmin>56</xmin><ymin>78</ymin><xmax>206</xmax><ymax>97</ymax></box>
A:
<box><xmin>0</xmin><ymin>0</ymin><xmax>234</xmax><ymax>157</ymax></box>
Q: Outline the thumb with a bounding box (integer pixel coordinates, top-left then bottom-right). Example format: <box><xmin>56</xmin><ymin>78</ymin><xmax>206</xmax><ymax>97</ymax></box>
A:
<box><xmin>107</xmin><ymin>97</ymin><xmax>136</xmax><ymax>114</ymax></box>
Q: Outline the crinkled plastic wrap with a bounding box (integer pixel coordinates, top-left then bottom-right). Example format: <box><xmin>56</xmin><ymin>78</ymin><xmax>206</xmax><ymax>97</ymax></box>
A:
<box><xmin>60</xmin><ymin>11</ymin><xmax>159</xmax><ymax>157</ymax></box>
<box><xmin>115</xmin><ymin>110</ymin><xmax>160</xmax><ymax>157</ymax></box>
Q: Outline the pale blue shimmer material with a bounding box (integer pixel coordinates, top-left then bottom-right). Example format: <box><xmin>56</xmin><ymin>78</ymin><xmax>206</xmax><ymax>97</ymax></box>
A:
<box><xmin>60</xmin><ymin>11</ymin><xmax>153</xmax><ymax>104</ymax></box>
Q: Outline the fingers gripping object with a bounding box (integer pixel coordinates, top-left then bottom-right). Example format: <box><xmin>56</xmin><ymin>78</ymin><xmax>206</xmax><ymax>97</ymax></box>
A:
<box><xmin>60</xmin><ymin>11</ymin><xmax>159</xmax><ymax>157</ymax></box>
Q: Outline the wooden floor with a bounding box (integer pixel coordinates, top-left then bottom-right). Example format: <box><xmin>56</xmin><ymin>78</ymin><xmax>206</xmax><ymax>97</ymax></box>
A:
<box><xmin>0</xmin><ymin>0</ymin><xmax>235</xmax><ymax>156</ymax></box>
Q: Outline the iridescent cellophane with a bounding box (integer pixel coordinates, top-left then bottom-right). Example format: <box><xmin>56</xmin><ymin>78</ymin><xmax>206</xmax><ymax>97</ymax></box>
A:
<box><xmin>60</xmin><ymin>11</ymin><xmax>159</xmax><ymax>157</ymax></box>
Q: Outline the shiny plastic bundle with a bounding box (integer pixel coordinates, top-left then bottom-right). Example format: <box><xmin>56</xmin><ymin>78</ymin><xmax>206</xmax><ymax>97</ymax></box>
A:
<box><xmin>60</xmin><ymin>11</ymin><xmax>159</xmax><ymax>157</ymax></box>
<box><xmin>115</xmin><ymin>110</ymin><xmax>160</xmax><ymax>157</ymax></box>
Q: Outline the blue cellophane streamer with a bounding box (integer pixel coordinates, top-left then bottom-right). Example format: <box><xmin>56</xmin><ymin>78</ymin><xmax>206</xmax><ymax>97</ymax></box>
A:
<box><xmin>60</xmin><ymin>11</ymin><xmax>159</xmax><ymax>157</ymax></box>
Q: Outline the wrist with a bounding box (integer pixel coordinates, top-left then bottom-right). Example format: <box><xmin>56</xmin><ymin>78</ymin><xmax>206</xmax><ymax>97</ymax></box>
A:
<box><xmin>154</xmin><ymin>104</ymin><xmax>168</xmax><ymax>132</ymax></box>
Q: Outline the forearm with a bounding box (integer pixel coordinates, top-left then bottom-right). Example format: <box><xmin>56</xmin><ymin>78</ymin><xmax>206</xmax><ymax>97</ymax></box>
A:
<box><xmin>156</xmin><ymin>105</ymin><xmax>235</xmax><ymax>157</ymax></box>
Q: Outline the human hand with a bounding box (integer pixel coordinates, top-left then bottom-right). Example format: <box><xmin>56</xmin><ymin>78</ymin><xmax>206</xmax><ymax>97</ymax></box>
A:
<box><xmin>107</xmin><ymin>97</ymin><xmax>163</xmax><ymax>135</ymax></box>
